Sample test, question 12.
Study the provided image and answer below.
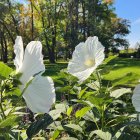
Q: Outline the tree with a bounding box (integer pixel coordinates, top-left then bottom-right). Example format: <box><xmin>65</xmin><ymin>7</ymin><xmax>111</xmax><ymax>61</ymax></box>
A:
<box><xmin>0</xmin><ymin>0</ymin><xmax>130</xmax><ymax>63</ymax></box>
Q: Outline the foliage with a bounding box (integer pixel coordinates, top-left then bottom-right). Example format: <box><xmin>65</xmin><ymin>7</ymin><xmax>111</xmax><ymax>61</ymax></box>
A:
<box><xmin>0</xmin><ymin>0</ymin><xmax>130</xmax><ymax>63</ymax></box>
<box><xmin>27</xmin><ymin>69</ymin><xmax>138</xmax><ymax>139</ymax></box>
<box><xmin>0</xmin><ymin>0</ymin><xmax>137</xmax><ymax>139</ymax></box>
<box><xmin>0</xmin><ymin>56</ymin><xmax>140</xmax><ymax>139</ymax></box>
<box><xmin>0</xmin><ymin>62</ymin><xmax>27</xmax><ymax>139</ymax></box>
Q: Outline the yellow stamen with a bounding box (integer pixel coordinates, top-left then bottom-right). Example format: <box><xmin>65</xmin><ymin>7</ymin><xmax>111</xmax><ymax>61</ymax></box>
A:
<box><xmin>84</xmin><ymin>59</ymin><xmax>95</xmax><ymax>67</ymax></box>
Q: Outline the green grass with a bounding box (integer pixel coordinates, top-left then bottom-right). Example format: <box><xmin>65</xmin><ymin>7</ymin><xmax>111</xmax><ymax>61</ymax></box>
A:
<box><xmin>43</xmin><ymin>61</ymin><xmax>68</xmax><ymax>79</ymax></box>
<box><xmin>43</xmin><ymin>57</ymin><xmax>140</xmax><ymax>87</ymax></box>
<box><xmin>103</xmin><ymin>57</ymin><xmax>140</xmax><ymax>87</ymax></box>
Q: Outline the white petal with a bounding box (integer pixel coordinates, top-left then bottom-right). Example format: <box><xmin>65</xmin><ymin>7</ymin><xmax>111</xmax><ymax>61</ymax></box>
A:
<box><xmin>85</xmin><ymin>36</ymin><xmax>98</xmax><ymax>58</ymax></box>
<box><xmin>85</xmin><ymin>36</ymin><xmax>105</xmax><ymax>65</ymax></box>
<box><xmin>19</xmin><ymin>41</ymin><xmax>45</xmax><ymax>84</ymax></box>
<box><xmin>68</xmin><ymin>42</ymin><xmax>87</xmax><ymax>74</ymax></box>
<box><xmin>68</xmin><ymin>36</ymin><xmax>104</xmax><ymax>82</ymax></box>
<box><xmin>95</xmin><ymin>40</ymin><xmax>105</xmax><ymax>65</ymax></box>
<box><xmin>23</xmin><ymin>75</ymin><xmax>55</xmax><ymax>113</ymax></box>
<box><xmin>74</xmin><ymin>67</ymin><xmax>97</xmax><ymax>82</ymax></box>
<box><xmin>14</xmin><ymin>36</ymin><xmax>24</xmax><ymax>70</ymax></box>
<box><xmin>132</xmin><ymin>84</ymin><xmax>140</xmax><ymax>112</ymax></box>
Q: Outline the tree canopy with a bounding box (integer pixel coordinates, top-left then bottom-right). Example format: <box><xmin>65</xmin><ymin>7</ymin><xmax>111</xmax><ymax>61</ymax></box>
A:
<box><xmin>0</xmin><ymin>0</ymin><xmax>130</xmax><ymax>63</ymax></box>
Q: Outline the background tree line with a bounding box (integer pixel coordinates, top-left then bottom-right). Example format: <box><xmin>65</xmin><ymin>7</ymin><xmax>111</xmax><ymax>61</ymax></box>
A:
<box><xmin>0</xmin><ymin>0</ymin><xmax>130</xmax><ymax>63</ymax></box>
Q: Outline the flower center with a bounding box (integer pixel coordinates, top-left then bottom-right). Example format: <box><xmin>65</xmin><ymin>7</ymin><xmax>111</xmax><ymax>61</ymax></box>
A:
<box><xmin>84</xmin><ymin>59</ymin><xmax>95</xmax><ymax>67</ymax></box>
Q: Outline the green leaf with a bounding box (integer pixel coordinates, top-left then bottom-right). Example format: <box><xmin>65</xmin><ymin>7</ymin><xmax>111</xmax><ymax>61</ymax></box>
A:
<box><xmin>48</xmin><ymin>121</ymin><xmax>62</xmax><ymax>130</ymax></box>
<box><xmin>114</xmin><ymin>126</ymin><xmax>125</xmax><ymax>139</ymax></box>
<box><xmin>75</xmin><ymin>107</ymin><xmax>91</xmax><ymax>118</ymax></box>
<box><xmin>0</xmin><ymin>115</ymin><xmax>20</xmax><ymax>128</ymax></box>
<box><xmin>26</xmin><ymin>114</ymin><xmax>53</xmax><ymax>139</ymax></box>
<box><xmin>86</xmin><ymin>81</ymin><xmax>100</xmax><ymax>90</ymax></box>
<box><xmin>49</xmin><ymin>109</ymin><xmax>62</xmax><ymax>120</ymax></box>
<box><xmin>67</xmin><ymin>106</ymin><xmax>73</xmax><ymax>116</ymax></box>
<box><xmin>106</xmin><ymin>115</ymin><xmax>130</xmax><ymax>127</ymax></box>
<box><xmin>53</xmin><ymin>130</ymin><xmax>60</xmax><ymax>139</ymax></box>
<box><xmin>78</xmin><ymin>87</ymin><xmax>88</xmax><ymax>99</ymax></box>
<box><xmin>110</xmin><ymin>88</ymin><xmax>131</xmax><ymax>98</ymax></box>
<box><xmin>7</xmin><ymin>88</ymin><xmax>21</xmax><ymax>96</ymax></box>
<box><xmin>56</xmin><ymin>86</ymin><xmax>72</xmax><ymax>93</ymax></box>
<box><xmin>64</xmin><ymin>124</ymin><xmax>83</xmax><ymax>133</ymax></box>
<box><xmin>53</xmin><ymin>79</ymin><xmax>64</xmax><ymax>85</ymax></box>
<box><xmin>60</xmin><ymin>137</ymin><xmax>78</xmax><ymax>140</ymax></box>
<box><xmin>55</xmin><ymin>103</ymin><xmax>67</xmax><ymax>112</ymax></box>
<box><xmin>71</xmin><ymin>99</ymin><xmax>94</xmax><ymax>107</ymax></box>
<box><xmin>0</xmin><ymin>62</ymin><xmax>13</xmax><ymax>79</ymax></box>
<box><xmin>81</xmin><ymin>92</ymin><xmax>96</xmax><ymax>99</ymax></box>
<box><xmin>87</xmin><ymin>96</ymin><xmax>112</xmax><ymax>108</ymax></box>
<box><xmin>8</xmin><ymin>131</ymin><xmax>24</xmax><ymax>140</ymax></box>
<box><xmin>89</xmin><ymin>130</ymin><xmax>112</xmax><ymax>140</ymax></box>
<box><xmin>83</xmin><ymin>111</ymin><xmax>99</xmax><ymax>122</ymax></box>
<box><xmin>29</xmin><ymin>137</ymin><xmax>45</xmax><ymax>140</ymax></box>
<box><xmin>49</xmin><ymin>103</ymin><xmax>67</xmax><ymax>120</ymax></box>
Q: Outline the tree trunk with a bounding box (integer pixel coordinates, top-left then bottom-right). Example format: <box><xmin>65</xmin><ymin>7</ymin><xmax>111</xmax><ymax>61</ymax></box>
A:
<box><xmin>82</xmin><ymin>0</ymin><xmax>86</xmax><ymax>41</ymax></box>
<box><xmin>40</xmin><ymin>5</ymin><xmax>56</xmax><ymax>63</ymax></box>
<box><xmin>44</xmin><ymin>34</ymin><xmax>55</xmax><ymax>63</ymax></box>
<box><xmin>50</xmin><ymin>0</ymin><xmax>57</xmax><ymax>63</ymax></box>
<box><xmin>0</xmin><ymin>31</ymin><xmax>7</xmax><ymax>63</ymax></box>
<box><xmin>31</xmin><ymin>0</ymin><xmax>34</xmax><ymax>40</ymax></box>
<box><xmin>49</xmin><ymin>50</ymin><xmax>55</xmax><ymax>63</ymax></box>
<box><xmin>0</xmin><ymin>32</ymin><xmax>4</xmax><ymax>62</ymax></box>
<box><xmin>3</xmin><ymin>33</ymin><xmax>8</xmax><ymax>63</ymax></box>
<box><xmin>0</xmin><ymin>20</ymin><xmax>15</xmax><ymax>44</ymax></box>
<box><xmin>7</xmin><ymin>0</ymin><xmax>19</xmax><ymax>35</ymax></box>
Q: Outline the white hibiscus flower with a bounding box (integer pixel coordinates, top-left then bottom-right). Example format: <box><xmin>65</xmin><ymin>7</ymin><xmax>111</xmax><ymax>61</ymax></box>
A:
<box><xmin>132</xmin><ymin>84</ymin><xmax>140</xmax><ymax>112</ymax></box>
<box><xmin>67</xmin><ymin>36</ymin><xmax>105</xmax><ymax>82</ymax></box>
<box><xmin>14</xmin><ymin>36</ymin><xmax>55</xmax><ymax>113</ymax></box>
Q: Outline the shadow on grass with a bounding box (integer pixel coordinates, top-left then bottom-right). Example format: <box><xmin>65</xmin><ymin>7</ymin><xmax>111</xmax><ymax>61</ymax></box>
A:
<box><xmin>112</xmin><ymin>72</ymin><xmax>139</xmax><ymax>87</ymax></box>
<box><xmin>107</xmin><ymin>57</ymin><xmax>140</xmax><ymax>70</ymax></box>
<box><xmin>43</xmin><ymin>62</ymin><xmax>68</xmax><ymax>78</ymax></box>
<box><xmin>103</xmin><ymin>57</ymin><xmax>140</xmax><ymax>87</ymax></box>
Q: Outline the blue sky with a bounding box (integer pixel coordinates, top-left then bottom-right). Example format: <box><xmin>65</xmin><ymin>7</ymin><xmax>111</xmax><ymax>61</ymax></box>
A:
<box><xmin>115</xmin><ymin>0</ymin><xmax>140</xmax><ymax>47</ymax></box>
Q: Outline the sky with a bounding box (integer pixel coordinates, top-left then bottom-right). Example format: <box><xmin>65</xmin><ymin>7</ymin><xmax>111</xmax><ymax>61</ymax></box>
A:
<box><xmin>114</xmin><ymin>0</ymin><xmax>140</xmax><ymax>47</ymax></box>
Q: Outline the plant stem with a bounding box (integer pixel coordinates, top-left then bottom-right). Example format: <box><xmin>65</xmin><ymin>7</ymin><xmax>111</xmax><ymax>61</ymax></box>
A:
<box><xmin>96</xmin><ymin>70</ymin><xmax>102</xmax><ymax>91</ymax></box>
<box><xmin>101</xmin><ymin>106</ymin><xmax>105</xmax><ymax>130</ymax></box>
<box><xmin>93</xmin><ymin>117</ymin><xmax>100</xmax><ymax>130</ymax></box>
<box><xmin>0</xmin><ymin>90</ymin><xmax>6</xmax><ymax>119</ymax></box>
<box><xmin>101</xmin><ymin>111</ymin><xmax>104</xmax><ymax>129</ymax></box>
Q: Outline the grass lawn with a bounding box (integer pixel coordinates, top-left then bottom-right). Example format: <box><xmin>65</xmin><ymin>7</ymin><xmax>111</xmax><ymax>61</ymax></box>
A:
<box><xmin>43</xmin><ymin>61</ymin><xmax>68</xmax><ymax>79</ymax></box>
<box><xmin>102</xmin><ymin>57</ymin><xmax>140</xmax><ymax>87</ymax></box>
<box><xmin>44</xmin><ymin>57</ymin><xmax>140</xmax><ymax>87</ymax></box>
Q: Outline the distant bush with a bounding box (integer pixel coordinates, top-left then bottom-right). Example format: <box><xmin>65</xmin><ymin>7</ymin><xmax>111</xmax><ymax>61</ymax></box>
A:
<box><xmin>119</xmin><ymin>52</ymin><xmax>138</xmax><ymax>58</ymax></box>
<box><xmin>111</xmin><ymin>47</ymin><xmax>120</xmax><ymax>54</ymax></box>
<box><xmin>118</xmin><ymin>47</ymin><xmax>140</xmax><ymax>58</ymax></box>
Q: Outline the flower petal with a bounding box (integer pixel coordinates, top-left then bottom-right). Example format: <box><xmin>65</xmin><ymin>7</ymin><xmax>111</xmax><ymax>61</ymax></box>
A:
<box><xmin>85</xmin><ymin>36</ymin><xmax>105</xmax><ymax>65</ymax></box>
<box><xmin>23</xmin><ymin>75</ymin><xmax>55</xmax><ymax>113</ymax></box>
<box><xmin>68</xmin><ymin>36</ymin><xmax>104</xmax><ymax>82</ymax></box>
<box><xmin>68</xmin><ymin>42</ymin><xmax>87</xmax><ymax>74</ymax></box>
<box><xmin>19</xmin><ymin>41</ymin><xmax>45</xmax><ymax>84</ymax></box>
<box><xmin>73</xmin><ymin>67</ymin><xmax>97</xmax><ymax>82</ymax></box>
<box><xmin>14</xmin><ymin>36</ymin><xmax>24</xmax><ymax>70</ymax></box>
<box><xmin>132</xmin><ymin>84</ymin><xmax>140</xmax><ymax>112</ymax></box>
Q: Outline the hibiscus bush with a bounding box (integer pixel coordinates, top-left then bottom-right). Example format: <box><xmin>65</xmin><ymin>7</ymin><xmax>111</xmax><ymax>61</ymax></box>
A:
<box><xmin>0</xmin><ymin>36</ymin><xmax>140</xmax><ymax>139</ymax></box>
